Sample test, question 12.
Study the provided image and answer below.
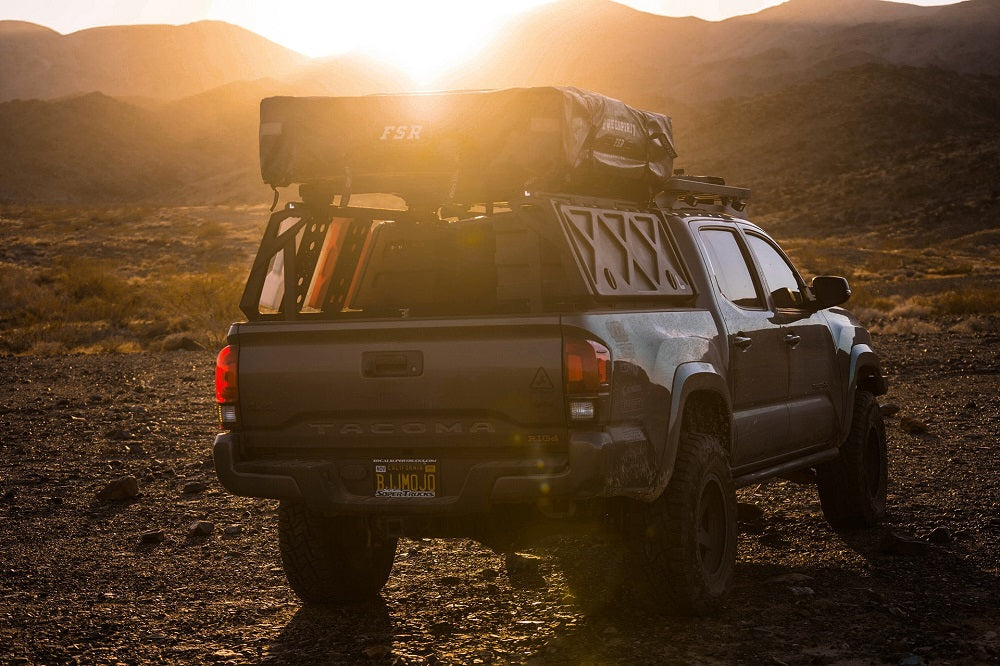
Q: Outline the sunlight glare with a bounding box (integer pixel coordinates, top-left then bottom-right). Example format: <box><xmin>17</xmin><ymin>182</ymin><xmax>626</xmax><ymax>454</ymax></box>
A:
<box><xmin>242</xmin><ymin>0</ymin><xmax>555</xmax><ymax>85</ymax></box>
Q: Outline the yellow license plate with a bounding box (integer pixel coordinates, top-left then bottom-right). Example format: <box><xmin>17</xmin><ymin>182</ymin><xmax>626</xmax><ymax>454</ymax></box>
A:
<box><xmin>373</xmin><ymin>459</ymin><xmax>437</xmax><ymax>497</ymax></box>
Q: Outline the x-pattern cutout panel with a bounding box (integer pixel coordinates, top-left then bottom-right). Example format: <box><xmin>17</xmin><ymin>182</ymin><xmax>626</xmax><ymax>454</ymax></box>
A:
<box><xmin>557</xmin><ymin>205</ymin><xmax>689</xmax><ymax>297</ymax></box>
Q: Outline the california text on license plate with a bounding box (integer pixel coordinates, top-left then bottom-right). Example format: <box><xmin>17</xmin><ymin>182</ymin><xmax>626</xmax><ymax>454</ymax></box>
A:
<box><xmin>373</xmin><ymin>459</ymin><xmax>437</xmax><ymax>497</ymax></box>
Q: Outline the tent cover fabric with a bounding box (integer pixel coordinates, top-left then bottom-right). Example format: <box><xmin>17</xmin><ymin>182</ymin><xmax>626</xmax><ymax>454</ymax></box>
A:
<box><xmin>259</xmin><ymin>87</ymin><xmax>676</xmax><ymax>205</ymax></box>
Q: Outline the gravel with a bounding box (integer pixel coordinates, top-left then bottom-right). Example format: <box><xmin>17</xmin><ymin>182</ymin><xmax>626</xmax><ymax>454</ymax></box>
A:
<box><xmin>0</xmin><ymin>321</ymin><xmax>997</xmax><ymax>664</ymax></box>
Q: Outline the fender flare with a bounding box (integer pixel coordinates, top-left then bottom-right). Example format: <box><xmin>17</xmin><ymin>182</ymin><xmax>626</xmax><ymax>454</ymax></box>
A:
<box><xmin>849</xmin><ymin>345</ymin><xmax>883</xmax><ymax>392</ymax></box>
<box><xmin>843</xmin><ymin>344</ymin><xmax>886</xmax><ymax>439</ymax></box>
<box><xmin>653</xmin><ymin>362</ymin><xmax>731</xmax><ymax>496</ymax></box>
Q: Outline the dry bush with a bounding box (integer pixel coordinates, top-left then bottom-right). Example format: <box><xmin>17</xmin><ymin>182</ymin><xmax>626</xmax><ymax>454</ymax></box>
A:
<box><xmin>927</xmin><ymin>262</ymin><xmax>975</xmax><ymax>276</ymax></box>
<box><xmin>889</xmin><ymin>298</ymin><xmax>933</xmax><ymax>319</ymax></box>
<box><xmin>52</xmin><ymin>258</ymin><xmax>138</xmax><ymax>328</ymax></box>
<box><xmin>74</xmin><ymin>338</ymin><xmax>144</xmax><ymax>354</ymax></box>
<box><xmin>0</xmin><ymin>327</ymin><xmax>39</xmax><ymax>354</ymax></box>
<box><xmin>948</xmin><ymin>316</ymin><xmax>994</xmax><ymax>334</ymax></box>
<box><xmin>841</xmin><ymin>282</ymin><xmax>896</xmax><ymax>314</ymax></box>
<box><xmin>932</xmin><ymin>288</ymin><xmax>1000</xmax><ymax>316</ymax></box>
<box><xmin>863</xmin><ymin>250</ymin><xmax>907</xmax><ymax>276</ymax></box>
<box><xmin>150</xmin><ymin>269</ymin><xmax>244</xmax><ymax>348</ymax></box>
<box><xmin>0</xmin><ymin>264</ymin><xmax>56</xmax><ymax>325</ymax></box>
<box><xmin>871</xmin><ymin>318</ymin><xmax>942</xmax><ymax>336</ymax></box>
<box><xmin>28</xmin><ymin>341</ymin><xmax>67</xmax><ymax>355</ymax></box>
<box><xmin>851</xmin><ymin>306</ymin><xmax>890</xmax><ymax>323</ymax></box>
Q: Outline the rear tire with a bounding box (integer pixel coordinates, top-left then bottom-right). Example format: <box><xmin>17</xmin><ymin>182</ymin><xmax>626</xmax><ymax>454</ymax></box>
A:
<box><xmin>278</xmin><ymin>501</ymin><xmax>397</xmax><ymax>604</ymax></box>
<box><xmin>624</xmin><ymin>433</ymin><xmax>737</xmax><ymax>615</ymax></box>
<box><xmin>817</xmin><ymin>391</ymin><xmax>888</xmax><ymax>529</ymax></box>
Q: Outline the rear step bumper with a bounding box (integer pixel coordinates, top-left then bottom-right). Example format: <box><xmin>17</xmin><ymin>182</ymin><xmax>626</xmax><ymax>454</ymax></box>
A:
<box><xmin>213</xmin><ymin>430</ymin><xmax>656</xmax><ymax>513</ymax></box>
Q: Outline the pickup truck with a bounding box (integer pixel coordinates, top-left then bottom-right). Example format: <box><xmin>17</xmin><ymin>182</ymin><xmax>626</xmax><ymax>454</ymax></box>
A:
<box><xmin>213</xmin><ymin>89</ymin><xmax>888</xmax><ymax>615</ymax></box>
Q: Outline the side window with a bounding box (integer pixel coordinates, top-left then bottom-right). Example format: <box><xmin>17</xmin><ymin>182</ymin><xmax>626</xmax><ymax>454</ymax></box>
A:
<box><xmin>745</xmin><ymin>234</ymin><xmax>804</xmax><ymax>308</ymax></box>
<box><xmin>698</xmin><ymin>228</ymin><xmax>762</xmax><ymax>309</ymax></box>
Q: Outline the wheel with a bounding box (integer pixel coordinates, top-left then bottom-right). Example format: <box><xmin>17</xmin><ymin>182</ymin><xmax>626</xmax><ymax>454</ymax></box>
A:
<box><xmin>624</xmin><ymin>433</ymin><xmax>737</xmax><ymax>615</ymax></box>
<box><xmin>817</xmin><ymin>391</ymin><xmax>888</xmax><ymax>529</ymax></box>
<box><xmin>278</xmin><ymin>501</ymin><xmax>397</xmax><ymax>604</ymax></box>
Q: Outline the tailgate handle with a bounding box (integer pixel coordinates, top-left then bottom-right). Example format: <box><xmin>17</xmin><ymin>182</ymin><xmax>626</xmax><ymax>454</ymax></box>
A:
<box><xmin>362</xmin><ymin>351</ymin><xmax>424</xmax><ymax>377</ymax></box>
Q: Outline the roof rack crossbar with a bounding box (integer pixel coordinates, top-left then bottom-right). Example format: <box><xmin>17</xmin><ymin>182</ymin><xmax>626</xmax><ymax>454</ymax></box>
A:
<box><xmin>660</xmin><ymin>176</ymin><xmax>750</xmax><ymax>201</ymax></box>
<box><xmin>656</xmin><ymin>176</ymin><xmax>750</xmax><ymax>214</ymax></box>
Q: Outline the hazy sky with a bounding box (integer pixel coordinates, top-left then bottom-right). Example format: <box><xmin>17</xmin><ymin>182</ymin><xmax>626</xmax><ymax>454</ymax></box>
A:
<box><xmin>1</xmin><ymin>0</ymin><xmax>966</xmax><ymax>81</ymax></box>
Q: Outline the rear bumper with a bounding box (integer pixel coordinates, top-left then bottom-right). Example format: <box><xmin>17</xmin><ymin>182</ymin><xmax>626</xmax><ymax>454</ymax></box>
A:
<box><xmin>213</xmin><ymin>429</ymin><xmax>655</xmax><ymax>515</ymax></box>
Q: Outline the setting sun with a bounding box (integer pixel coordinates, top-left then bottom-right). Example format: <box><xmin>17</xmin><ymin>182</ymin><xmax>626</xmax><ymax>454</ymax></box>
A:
<box><xmin>235</xmin><ymin>0</ymin><xmax>556</xmax><ymax>84</ymax></box>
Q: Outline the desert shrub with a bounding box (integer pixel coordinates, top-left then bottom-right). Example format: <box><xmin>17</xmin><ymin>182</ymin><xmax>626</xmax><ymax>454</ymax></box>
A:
<box><xmin>59</xmin><ymin>259</ymin><xmax>125</xmax><ymax>301</ymax></box>
<box><xmin>85</xmin><ymin>207</ymin><xmax>151</xmax><ymax>225</ymax></box>
<box><xmin>933</xmin><ymin>288</ymin><xmax>1000</xmax><ymax>315</ymax></box>
<box><xmin>48</xmin><ymin>258</ymin><xmax>139</xmax><ymax>328</ymax></box>
<box><xmin>146</xmin><ymin>268</ymin><xmax>245</xmax><ymax>347</ymax></box>
<box><xmin>927</xmin><ymin>262</ymin><xmax>975</xmax><ymax>276</ymax></box>
<box><xmin>889</xmin><ymin>298</ymin><xmax>933</xmax><ymax>318</ymax></box>
<box><xmin>28</xmin><ymin>340</ymin><xmax>67</xmax><ymax>355</ymax></box>
<box><xmin>0</xmin><ymin>327</ymin><xmax>38</xmax><ymax>354</ymax></box>
<box><xmin>863</xmin><ymin>251</ymin><xmax>905</xmax><ymax>275</ymax></box>
<box><xmin>948</xmin><ymin>316</ymin><xmax>994</xmax><ymax>334</ymax></box>
<box><xmin>843</xmin><ymin>285</ymin><xmax>894</xmax><ymax>312</ymax></box>
<box><xmin>75</xmin><ymin>337</ymin><xmax>143</xmax><ymax>354</ymax></box>
<box><xmin>0</xmin><ymin>264</ymin><xmax>57</xmax><ymax>325</ymax></box>
<box><xmin>852</xmin><ymin>306</ymin><xmax>889</xmax><ymax>323</ymax></box>
<box><xmin>871</xmin><ymin>318</ymin><xmax>941</xmax><ymax>335</ymax></box>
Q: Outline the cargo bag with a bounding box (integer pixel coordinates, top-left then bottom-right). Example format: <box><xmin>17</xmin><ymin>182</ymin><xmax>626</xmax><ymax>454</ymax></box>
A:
<box><xmin>259</xmin><ymin>87</ymin><xmax>675</xmax><ymax>205</ymax></box>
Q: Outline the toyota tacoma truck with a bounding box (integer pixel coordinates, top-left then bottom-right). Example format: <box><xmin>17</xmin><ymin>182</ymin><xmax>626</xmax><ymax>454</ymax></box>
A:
<box><xmin>213</xmin><ymin>87</ymin><xmax>888</xmax><ymax>614</ymax></box>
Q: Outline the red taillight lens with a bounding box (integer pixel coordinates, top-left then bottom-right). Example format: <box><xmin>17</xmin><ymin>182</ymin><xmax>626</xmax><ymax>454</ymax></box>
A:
<box><xmin>564</xmin><ymin>337</ymin><xmax>611</xmax><ymax>394</ymax></box>
<box><xmin>215</xmin><ymin>345</ymin><xmax>238</xmax><ymax>403</ymax></box>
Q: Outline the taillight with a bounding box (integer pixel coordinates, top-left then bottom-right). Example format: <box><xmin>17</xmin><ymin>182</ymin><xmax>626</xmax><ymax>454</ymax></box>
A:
<box><xmin>563</xmin><ymin>337</ymin><xmax>611</xmax><ymax>423</ymax></box>
<box><xmin>215</xmin><ymin>345</ymin><xmax>238</xmax><ymax>428</ymax></box>
<box><xmin>564</xmin><ymin>337</ymin><xmax>611</xmax><ymax>394</ymax></box>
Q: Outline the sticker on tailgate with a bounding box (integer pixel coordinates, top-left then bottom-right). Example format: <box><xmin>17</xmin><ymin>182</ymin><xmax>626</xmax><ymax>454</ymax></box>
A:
<box><xmin>374</xmin><ymin>459</ymin><xmax>437</xmax><ymax>497</ymax></box>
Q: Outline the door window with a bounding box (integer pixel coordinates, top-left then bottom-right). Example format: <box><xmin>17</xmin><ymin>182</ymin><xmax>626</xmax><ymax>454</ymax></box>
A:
<box><xmin>699</xmin><ymin>229</ymin><xmax>762</xmax><ymax>309</ymax></box>
<box><xmin>745</xmin><ymin>234</ymin><xmax>805</xmax><ymax>308</ymax></box>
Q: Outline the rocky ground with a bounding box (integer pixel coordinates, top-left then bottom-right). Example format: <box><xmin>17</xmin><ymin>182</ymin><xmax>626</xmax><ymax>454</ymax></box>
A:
<box><xmin>0</xmin><ymin>320</ymin><xmax>998</xmax><ymax>665</ymax></box>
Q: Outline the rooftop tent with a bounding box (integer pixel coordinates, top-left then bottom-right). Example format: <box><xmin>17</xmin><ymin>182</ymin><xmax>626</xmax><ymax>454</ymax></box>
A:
<box><xmin>259</xmin><ymin>87</ymin><xmax>676</xmax><ymax>205</ymax></box>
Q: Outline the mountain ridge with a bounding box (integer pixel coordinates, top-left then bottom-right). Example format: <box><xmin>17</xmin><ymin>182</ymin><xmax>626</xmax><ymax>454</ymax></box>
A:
<box><xmin>443</xmin><ymin>0</ymin><xmax>999</xmax><ymax>104</ymax></box>
<box><xmin>0</xmin><ymin>20</ymin><xmax>58</xmax><ymax>35</ymax></box>
<box><xmin>4</xmin><ymin>1</ymin><xmax>998</xmax><ymax>105</ymax></box>
<box><xmin>0</xmin><ymin>20</ymin><xmax>308</xmax><ymax>102</ymax></box>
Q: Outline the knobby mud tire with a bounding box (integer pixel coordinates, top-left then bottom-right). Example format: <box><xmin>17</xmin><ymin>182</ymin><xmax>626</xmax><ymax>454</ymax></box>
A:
<box><xmin>278</xmin><ymin>501</ymin><xmax>397</xmax><ymax>604</ymax></box>
<box><xmin>817</xmin><ymin>391</ymin><xmax>888</xmax><ymax>529</ymax></box>
<box><xmin>624</xmin><ymin>432</ymin><xmax>737</xmax><ymax>615</ymax></box>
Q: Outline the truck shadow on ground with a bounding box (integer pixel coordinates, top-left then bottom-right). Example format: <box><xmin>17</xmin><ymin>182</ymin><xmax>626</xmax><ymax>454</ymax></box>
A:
<box><xmin>262</xmin><ymin>600</ymin><xmax>393</xmax><ymax>664</ymax></box>
<box><xmin>259</xmin><ymin>523</ymin><xmax>998</xmax><ymax>664</ymax></box>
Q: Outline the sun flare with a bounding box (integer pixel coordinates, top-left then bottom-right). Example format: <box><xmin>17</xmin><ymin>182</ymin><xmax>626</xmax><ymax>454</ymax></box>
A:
<box><xmin>243</xmin><ymin>0</ymin><xmax>554</xmax><ymax>85</ymax></box>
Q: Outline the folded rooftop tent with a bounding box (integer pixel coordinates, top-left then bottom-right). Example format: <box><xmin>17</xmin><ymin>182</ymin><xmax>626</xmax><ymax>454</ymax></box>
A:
<box><xmin>259</xmin><ymin>87</ymin><xmax>676</xmax><ymax>206</ymax></box>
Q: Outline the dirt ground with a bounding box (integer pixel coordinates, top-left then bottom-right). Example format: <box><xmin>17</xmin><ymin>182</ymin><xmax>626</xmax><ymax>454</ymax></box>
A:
<box><xmin>0</xmin><ymin>320</ymin><xmax>997</xmax><ymax>665</ymax></box>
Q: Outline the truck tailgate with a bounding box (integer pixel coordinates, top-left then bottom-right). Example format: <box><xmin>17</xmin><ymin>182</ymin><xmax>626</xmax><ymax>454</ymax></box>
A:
<box><xmin>234</xmin><ymin>316</ymin><xmax>567</xmax><ymax>453</ymax></box>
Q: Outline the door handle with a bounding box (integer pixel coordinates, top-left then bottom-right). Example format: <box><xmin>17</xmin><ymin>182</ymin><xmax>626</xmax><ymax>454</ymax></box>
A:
<box><xmin>785</xmin><ymin>334</ymin><xmax>802</xmax><ymax>346</ymax></box>
<box><xmin>733</xmin><ymin>334</ymin><xmax>753</xmax><ymax>350</ymax></box>
<box><xmin>362</xmin><ymin>351</ymin><xmax>424</xmax><ymax>377</ymax></box>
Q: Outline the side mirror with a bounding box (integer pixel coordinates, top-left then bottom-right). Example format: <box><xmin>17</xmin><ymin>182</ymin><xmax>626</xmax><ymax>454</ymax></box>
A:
<box><xmin>811</xmin><ymin>276</ymin><xmax>851</xmax><ymax>309</ymax></box>
<box><xmin>771</xmin><ymin>287</ymin><xmax>801</xmax><ymax>309</ymax></box>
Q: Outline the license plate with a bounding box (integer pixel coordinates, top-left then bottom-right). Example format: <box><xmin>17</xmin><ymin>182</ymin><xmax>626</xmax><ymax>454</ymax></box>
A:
<box><xmin>373</xmin><ymin>459</ymin><xmax>437</xmax><ymax>497</ymax></box>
